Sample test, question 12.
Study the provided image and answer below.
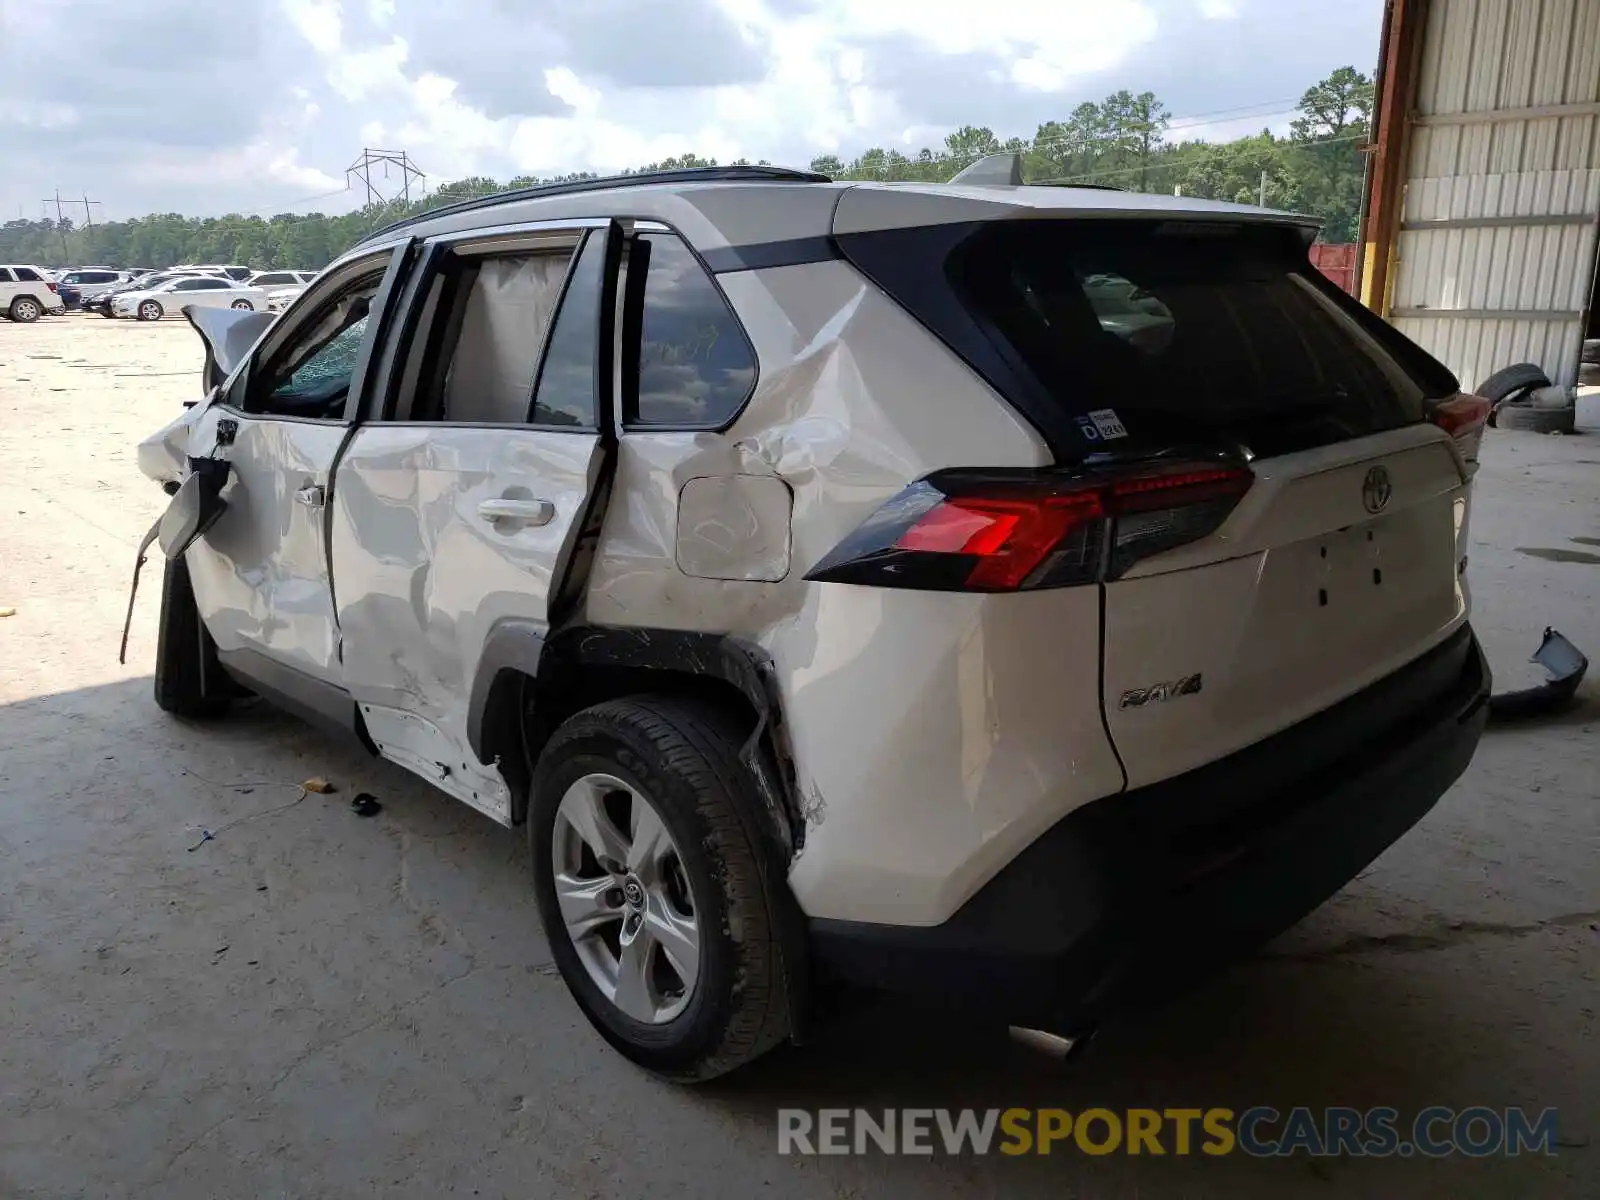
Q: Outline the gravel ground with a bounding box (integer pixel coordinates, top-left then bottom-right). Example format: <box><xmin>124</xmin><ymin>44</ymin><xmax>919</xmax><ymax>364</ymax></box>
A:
<box><xmin>1</xmin><ymin>313</ymin><xmax>1597</xmax><ymax>1198</ymax></box>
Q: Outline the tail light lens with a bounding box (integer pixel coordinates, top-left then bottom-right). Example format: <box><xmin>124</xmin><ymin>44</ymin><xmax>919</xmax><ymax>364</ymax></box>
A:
<box><xmin>805</xmin><ymin>459</ymin><xmax>1254</xmax><ymax>592</ymax></box>
<box><xmin>1426</xmin><ymin>392</ymin><xmax>1490</xmax><ymax>466</ymax></box>
<box><xmin>46</xmin><ymin>282</ymin><xmax>58</xmax><ymax>293</ymax></box>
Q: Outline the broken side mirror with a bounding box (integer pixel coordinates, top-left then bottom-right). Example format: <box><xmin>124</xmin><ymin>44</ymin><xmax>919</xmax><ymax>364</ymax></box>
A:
<box><xmin>158</xmin><ymin>457</ymin><xmax>232</xmax><ymax>559</ymax></box>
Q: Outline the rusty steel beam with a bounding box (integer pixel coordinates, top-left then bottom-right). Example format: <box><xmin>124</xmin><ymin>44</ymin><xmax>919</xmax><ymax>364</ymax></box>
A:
<box><xmin>1359</xmin><ymin>0</ymin><xmax>1429</xmax><ymax>314</ymax></box>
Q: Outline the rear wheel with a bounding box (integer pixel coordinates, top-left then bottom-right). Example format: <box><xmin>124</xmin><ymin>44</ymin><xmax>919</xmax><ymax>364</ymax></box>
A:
<box><xmin>530</xmin><ymin>696</ymin><xmax>791</xmax><ymax>1080</ymax></box>
<box><xmin>137</xmin><ymin>300</ymin><xmax>163</xmax><ymax>322</ymax></box>
<box><xmin>153</xmin><ymin>556</ymin><xmax>231</xmax><ymax>719</ymax></box>
<box><xmin>9</xmin><ymin>296</ymin><xmax>42</xmax><ymax>323</ymax></box>
<box><xmin>230</xmin><ymin>299</ymin><xmax>254</xmax><ymax>310</ymax></box>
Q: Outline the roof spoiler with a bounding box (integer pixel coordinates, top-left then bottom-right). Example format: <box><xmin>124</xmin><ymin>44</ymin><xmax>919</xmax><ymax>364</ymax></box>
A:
<box><xmin>948</xmin><ymin>153</ymin><xmax>1024</xmax><ymax>186</ymax></box>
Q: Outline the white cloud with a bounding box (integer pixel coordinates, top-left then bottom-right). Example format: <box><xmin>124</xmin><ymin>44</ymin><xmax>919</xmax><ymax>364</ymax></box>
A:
<box><xmin>281</xmin><ymin>0</ymin><xmax>342</xmax><ymax>55</ymax></box>
<box><xmin>0</xmin><ymin>0</ymin><xmax>1387</xmax><ymax>218</ymax></box>
<box><xmin>788</xmin><ymin>0</ymin><xmax>1161</xmax><ymax>91</ymax></box>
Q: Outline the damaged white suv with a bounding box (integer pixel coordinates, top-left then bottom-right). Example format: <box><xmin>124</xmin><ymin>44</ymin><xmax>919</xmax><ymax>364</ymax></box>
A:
<box><xmin>136</xmin><ymin>165</ymin><xmax>1492</xmax><ymax>1079</ymax></box>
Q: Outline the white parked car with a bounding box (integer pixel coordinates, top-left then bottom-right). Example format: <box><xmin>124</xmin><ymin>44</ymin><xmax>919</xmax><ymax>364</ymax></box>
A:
<box><xmin>135</xmin><ymin>165</ymin><xmax>1493</xmax><ymax>1080</ymax></box>
<box><xmin>0</xmin><ymin>264</ymin><xmax>62</xmax><ymax>322</ymax></box>
<box><xmin>248</xmin><ymin>269</ymin><xmax>317</xmax><ymax>290</ymax></box>
<box><xmin>113</xmin><ymin>276</ymin><xmax>269</xmax><ymax>321</ymax></box>
<box><xmin>248</xmin><ymin>270</ymin><xmax>319</xmax><ymax>312</ymax></box>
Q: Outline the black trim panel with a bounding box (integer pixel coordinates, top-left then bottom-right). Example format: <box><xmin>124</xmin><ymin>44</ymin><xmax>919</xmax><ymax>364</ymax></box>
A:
<box><xmin>810</xmin><ymin>625</ymin><xmax>1491</xmax><ymax>1030</ymax></box>
<box><xmin>701</xmin><ymin>236</ymin><xmax>841</xmax><ymax>275</ymax></box>
<box><xmin>216</xmin><ymin>647</ymin><xmax>363</xmax><ymax>738</ymax></box>
<box><xmin>465</xmin><ymin>619</ymin><xmax>547</xmax><ymax>764</ymax></box>
<box><xmin>524</xmin><ymin>630</ymin><xmax>800</xmax><ymax>857</ymax></box>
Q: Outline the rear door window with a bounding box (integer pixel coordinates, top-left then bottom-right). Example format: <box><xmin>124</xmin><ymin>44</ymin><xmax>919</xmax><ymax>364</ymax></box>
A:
<box><xmin>622</xmin><ymin>232</ymin><xmax>756</xmax><ymax>429</ymax></box>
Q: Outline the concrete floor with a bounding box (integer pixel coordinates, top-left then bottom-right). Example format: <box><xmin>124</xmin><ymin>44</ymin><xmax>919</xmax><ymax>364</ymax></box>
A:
<box><xmin>1</xmin><ymin>316</ymin><xmax>1597</xmax><ymax>1198</ymax></box>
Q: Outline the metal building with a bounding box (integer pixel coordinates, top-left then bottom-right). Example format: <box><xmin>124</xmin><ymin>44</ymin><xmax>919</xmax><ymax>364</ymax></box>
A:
<box><xmin>1360</xmin><ymin>0</ymin><xmax>1600</xmax><ymax>391</ymax></box>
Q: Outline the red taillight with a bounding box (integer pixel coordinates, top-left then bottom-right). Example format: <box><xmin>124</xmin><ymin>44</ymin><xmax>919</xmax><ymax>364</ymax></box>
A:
<box><xmin>1426</xmin><ymin>392</ymin><xmax>1490</xmax><ymax>464</ymax></box>
<box><xmin>807</xmin><ymin>460</ymin><xmax>1253</xmax><ymax>593</ymax></box>
<box><xmin>893</xmin><ymin>494</ymin><xmax>1101</xmax><ymax>590</ymax></box>
<box><xmin>46</xmin><ymin>282</ymin><xmax>58</xmax><ymax>293</ymax></box>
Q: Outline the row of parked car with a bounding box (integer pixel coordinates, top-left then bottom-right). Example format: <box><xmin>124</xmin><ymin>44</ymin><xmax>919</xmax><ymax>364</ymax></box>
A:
<box><xmin>0</xmin><ymin>263</ymin><xmax>317</xmax><ymax>324</ymax></box>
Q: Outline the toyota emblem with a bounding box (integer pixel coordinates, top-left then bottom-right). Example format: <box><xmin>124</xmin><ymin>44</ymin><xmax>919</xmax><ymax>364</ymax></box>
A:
<box><xmin>1362</xmin><ymin>465</ymin><xmax>1392</xmax><ymax>514</ymax></box>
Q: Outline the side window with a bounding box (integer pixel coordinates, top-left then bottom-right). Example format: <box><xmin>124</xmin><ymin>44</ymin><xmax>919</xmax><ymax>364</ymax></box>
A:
<box><xmin>0</xmin><ymin>269</ymin><xmax>14</xmax><ymax>283</ymax></box>
<box><xmin>172</xmin><ymin>279</ymin><xmax>201</xmax><ymax>292</ymax></box>
<box><xmin>529</xmin><ymin>233</ymin><xmax>605</xmax><ymax>428</ymax></box>
<box><xmin>243</xmin><ymin>267</ymin><xmax>386</xmax><ymax>419</ymax></box>
<box><xmin>194</xmin><ymin>279</ymin><xmax>228</xmax><ymax>291</ymax></box>
<box><xmin>626</xmin><ymin>232</ymin><xmax>756</xmax><ymax>428</ymax></box>
<box><xmin>14</xmin><ymin>267</ymin><xmax>41</xmax><ymax>282</ymax></box>
<box><xmin>414</xmin><ymin>248</ymin><xmax>574</xmax><ymax>425</ymax></box>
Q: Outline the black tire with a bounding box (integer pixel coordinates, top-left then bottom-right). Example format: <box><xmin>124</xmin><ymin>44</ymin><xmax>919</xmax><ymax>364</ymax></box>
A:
<box><xmin>1497</xmin><ymin>402</ymin><xmax>1575</xmax><ymax>434</ymax></box>
<box><xmin>153</xmin><ymin>555</ymin><xmax>231</xmax><ymax>719</ymax></box>
<box><xmin>530</xmin><ymin>696</ymin><xmax>792</xmax><ymax>1081</ymax></box>
<box><xmin>1475</xmin><ymin>362</ymin><xmax>1550</xmax><ymax>404</ymax></box>
<box><xmin>1579</xmin><ymin>361</ymin><xmax>1600</xmax><ymax>387</ymax></box>
<box><xmin>230</xmin><ymin>299</ymin><xmax>253</xmax><ymax>310</ymax></box>
<box><xmin>1581</xmin><ymin>338</ymin><xmax>1600</xmax><ymax>366</ymax></box>
<box><xmin>9</xmin><ymin>295</ymin><xmax>42</xmax><ymax>323</ymax></box>
<box><xmin>137</xmin><ymin>300</ymin><xmax>163</xmax><ymax>322</ymax></box>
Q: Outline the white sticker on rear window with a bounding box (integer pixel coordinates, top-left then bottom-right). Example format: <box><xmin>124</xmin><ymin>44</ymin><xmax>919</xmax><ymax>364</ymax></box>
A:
<box><xmin>1079</xmin><ymin>408</ymin><xmax>1128</xmax><ymax>441</ymax></box>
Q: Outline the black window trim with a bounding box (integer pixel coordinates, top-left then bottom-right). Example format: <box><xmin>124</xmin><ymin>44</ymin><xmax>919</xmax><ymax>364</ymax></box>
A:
<box><xmin>526</xmin><ymin>229</ymin><xmax>608</xmax><ymax>432</ymax></box>
<box><xmin>616</xmin><ymin>221</ymin><xmax>761</xmax><ymax>436</ymax></box>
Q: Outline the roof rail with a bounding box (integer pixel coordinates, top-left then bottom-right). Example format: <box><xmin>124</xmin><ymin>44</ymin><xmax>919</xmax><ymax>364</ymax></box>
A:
<box><xmin>361</xmin><ymin>164</ymin><xmax>833</xmax><ymax>243</ymax></box>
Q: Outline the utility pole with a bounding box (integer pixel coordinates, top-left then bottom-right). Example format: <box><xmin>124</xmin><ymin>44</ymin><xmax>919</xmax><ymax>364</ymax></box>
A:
<box><xmin>40</xmin><ymin>189</ymin><xmax>70</xmax><ymax>263</ymax></box>
<box><xmin>80</xmin><ymin>194</ymin><xmax>103</xmax><ymax>258</ymax></box>
<box><xmin>345</xmin><ymin>148</ymin><xmax>426</xmax><ymax>210</ymax></box>
<box><xmin>1259</xmin><ymin>169</ymin><xmax>1268</xmax><ymax>208</ymax></box>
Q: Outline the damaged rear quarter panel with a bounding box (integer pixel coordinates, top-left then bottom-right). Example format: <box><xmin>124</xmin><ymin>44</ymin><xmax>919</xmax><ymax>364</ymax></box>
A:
<box><xmin>583</xmin><ymin>258</ymin><xmax>1114</xmax><ymax>924</ymax></box>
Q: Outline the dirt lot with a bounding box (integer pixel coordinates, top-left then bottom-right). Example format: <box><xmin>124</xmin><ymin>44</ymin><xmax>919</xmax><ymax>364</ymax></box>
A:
<box><xmin>2</xmin><ymin>313</ymin><xmax>1598</xmax><ymax>1198</ymax></box>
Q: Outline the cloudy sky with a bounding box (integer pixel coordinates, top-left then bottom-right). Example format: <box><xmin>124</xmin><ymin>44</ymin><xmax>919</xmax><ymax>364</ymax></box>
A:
<box><xmin>1</xmin><ymin>0</ymin><xmax>1384</xmax><ymax>221</ymax></box>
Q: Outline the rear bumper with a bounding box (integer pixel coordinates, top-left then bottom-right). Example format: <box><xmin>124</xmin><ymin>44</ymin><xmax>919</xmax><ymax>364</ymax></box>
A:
<box><xmin>809</xmin><ymin>624</ymin><xmax>1490</xmax><ymax>1028</ymax></box>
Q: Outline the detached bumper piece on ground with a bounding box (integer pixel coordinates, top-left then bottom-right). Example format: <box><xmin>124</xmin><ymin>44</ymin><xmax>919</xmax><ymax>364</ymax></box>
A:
<box><xmin>1488</xmin><ymin>628</ymin><xmax>1590</xmax><ymax>722</ymax></box>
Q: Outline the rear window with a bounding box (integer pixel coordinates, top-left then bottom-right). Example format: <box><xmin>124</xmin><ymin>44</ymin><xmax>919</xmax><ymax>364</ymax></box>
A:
<box><xmin>842</xmin><ymin>220</ymin><xmax>1457</xmax><ymax>461</ymax></box>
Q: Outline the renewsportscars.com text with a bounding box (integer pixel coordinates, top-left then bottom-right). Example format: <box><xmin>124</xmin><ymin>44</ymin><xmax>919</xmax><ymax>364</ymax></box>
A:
<box><xmin>777</xmin><ymin>1106</ymin><xmax>1559</xmax><ymax>1158</ymax></box>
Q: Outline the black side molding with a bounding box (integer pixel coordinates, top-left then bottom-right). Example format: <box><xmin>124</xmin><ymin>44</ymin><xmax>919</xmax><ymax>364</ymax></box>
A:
<box><xmin>701</xmin><ymin>236</ymin><xmax>841</xmax><ymax>275</ymax></box>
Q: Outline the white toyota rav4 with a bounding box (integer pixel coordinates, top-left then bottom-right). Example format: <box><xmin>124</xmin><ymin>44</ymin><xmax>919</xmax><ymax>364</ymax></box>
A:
<box><xmin>136</xmin><ymin>165</ymin><xmax>1492</xmax><ymax>1080</ymax></box>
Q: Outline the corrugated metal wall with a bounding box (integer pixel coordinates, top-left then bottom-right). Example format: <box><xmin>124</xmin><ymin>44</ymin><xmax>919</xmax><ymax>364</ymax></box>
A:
<box><xmin>1389</xmin><ymin>0</ymin><xmax>1600</xmax><ymax>390</ymax></box>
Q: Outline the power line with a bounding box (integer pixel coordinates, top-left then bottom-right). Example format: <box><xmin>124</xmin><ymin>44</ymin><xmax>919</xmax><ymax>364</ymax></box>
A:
<box><xmin>1029</xmin><ymin>129</ymin><xmax>1370</xmax><ymax>187</ymax></box>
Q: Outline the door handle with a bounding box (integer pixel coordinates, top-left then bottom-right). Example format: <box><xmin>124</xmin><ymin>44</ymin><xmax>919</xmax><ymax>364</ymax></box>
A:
<box><xmin>477</xmin><ymin>497</ymin><xmax>555</xmax><ymax>526</ymax></box>
<box><xmin>295</xmin><ymin>484</ymin><xmax>325</xmax><ymax>509</ymax></box>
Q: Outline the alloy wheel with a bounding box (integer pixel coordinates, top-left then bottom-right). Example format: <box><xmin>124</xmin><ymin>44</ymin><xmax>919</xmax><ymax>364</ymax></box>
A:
<box><xmin>550</xmin><ymin>772</ymin><xmax>699</xmax><ymax>1024</ymax></box>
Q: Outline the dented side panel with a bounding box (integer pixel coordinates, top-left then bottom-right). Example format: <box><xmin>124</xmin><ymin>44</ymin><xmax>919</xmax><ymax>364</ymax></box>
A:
<box><xmin>182</xmin><ymin>406</ymin><xmax>349</xmax><ymax>684</ymax></box>
<box><xmin>584</xmin><ymin>259</ymin><xmax>1124</xmax><ymax>926</ymax></box>
<box><xmin>328</xmin><ymin>423</ymin><xmax>601</xmax><ymax>747</ymax></box>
